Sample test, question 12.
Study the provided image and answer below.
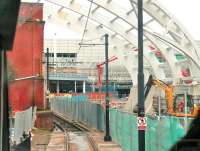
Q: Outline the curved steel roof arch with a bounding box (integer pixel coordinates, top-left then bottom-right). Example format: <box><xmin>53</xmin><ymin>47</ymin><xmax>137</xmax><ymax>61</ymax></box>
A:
<box><xmin>85</xmin><ymin>0</ymin><xmax>182</xmax><ymax>78</ymax></box>
<box><xmin>44</xmin><ymin>0</ymin><xmax>171</xmax><ymax>81</ymax></box>
<box><xmin>55</xmin><ymin>0</ymin><xmax>177</xmax><ymax>80</ymax></box>
<box><xmin>46</xmin><ymin>10</ymin><xmax>165</xmax><ymax>84</ymax></box>
<box><xmin>39</xmin><ymin>0</ymin><xmax>200</xmax><ymax>83</ymax></box>
<box><xmin>44</xmin><ymin>1</ymin><xmax>169</xmax><ymax>82</ymax></box>
<box><xmin>129</xmin><ymin>0</ymin><xmax>200</xmax><ymax>67</ymax></box>
<box><xmin>52</xmin><ymin>0</ymin><xmax>200</xmax><ymax>81</ymax></box>
<box><xmin>82</xmin><ymin>0</ymin><xmax>200</xmax><ymax>80</ymax></box>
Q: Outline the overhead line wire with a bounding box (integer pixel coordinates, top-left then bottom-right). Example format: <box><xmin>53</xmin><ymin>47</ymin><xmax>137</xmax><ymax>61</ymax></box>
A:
<box><xmin>78</xmin><ymin>0</ymin><xmax>94</xmax><ymax>51</ymax></box>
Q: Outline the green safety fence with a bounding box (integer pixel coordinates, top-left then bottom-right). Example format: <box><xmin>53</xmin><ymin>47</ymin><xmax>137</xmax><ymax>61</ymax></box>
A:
<box><xmin>110</xmin><ymin>109</ymin><xmax>193</xmax><ymax>151</ymax></box>
<box><xmin>51</xmin><ymin>96</ymin><xmax>193</xmax><ymax>151</ymax></box>
<box><xmin>51</xmin><ymin>96</ymin><xmax>105</xmax><ymax>131</ymax></box>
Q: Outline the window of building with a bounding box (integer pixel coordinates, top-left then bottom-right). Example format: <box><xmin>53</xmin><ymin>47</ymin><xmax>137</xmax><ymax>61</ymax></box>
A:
<box><xmin>45</xmin><ymin>53</ymin><xmax>54</xmax><ymax>57</ymax></box>
<box><xmin>56</xmin><ymin>53</ymin><xmax>77</xmax><ymax>58</ymax></box>
<box><xmin>56</xmin><ymin>53</ymin><xmax>63</xmax><ymax>57</ymax></box>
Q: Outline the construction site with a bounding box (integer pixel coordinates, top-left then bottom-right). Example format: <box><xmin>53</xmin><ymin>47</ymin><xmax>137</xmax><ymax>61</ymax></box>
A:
<box><xmin>0</xmin><ymin>0</ymin><xmax>200</xmax><ymax>151</ymax></box>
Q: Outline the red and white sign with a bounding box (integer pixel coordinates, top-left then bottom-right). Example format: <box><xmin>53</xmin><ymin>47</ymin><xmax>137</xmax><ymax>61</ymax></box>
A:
<box><xmin>137</xmin><ymin>117</ymin><xmax>147</xmax><ymax>130</ymax></box>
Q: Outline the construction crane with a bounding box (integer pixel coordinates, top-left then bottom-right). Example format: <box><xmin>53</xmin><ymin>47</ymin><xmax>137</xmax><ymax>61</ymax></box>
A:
<box><xmin>145</xmin><ymin>75</ymin><xmax>199</xmax><ymax>117</ymax></box>
<box><xmin>97</xmin><ymin>56</ymin><xmax>118</xmax><ymax>87</ymax></box>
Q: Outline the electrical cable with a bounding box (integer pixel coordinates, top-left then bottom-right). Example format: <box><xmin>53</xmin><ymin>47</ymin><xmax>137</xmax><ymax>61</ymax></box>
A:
<box><xmin>79</xmin><ymin>37</ymin><xmax>101</xmax><ymax>43</ymax></box>
<box><xmin>78</xmin><ymin>0</ymin><xmax>94</xmax><ymax>51</ymax></box>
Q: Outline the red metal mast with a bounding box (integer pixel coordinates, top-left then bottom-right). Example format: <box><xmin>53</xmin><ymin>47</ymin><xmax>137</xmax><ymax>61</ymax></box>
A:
<box><xmin>96</xmin><ymin>56</ymin><xmax>118</xmax><ymax>87</ymax></box>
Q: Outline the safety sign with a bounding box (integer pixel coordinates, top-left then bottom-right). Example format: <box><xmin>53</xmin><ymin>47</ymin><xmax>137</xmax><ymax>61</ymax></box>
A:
<box><xmin>137</xmin><ymin>117</ymin><xmax>147</xmax><ymax>130</ymax></box>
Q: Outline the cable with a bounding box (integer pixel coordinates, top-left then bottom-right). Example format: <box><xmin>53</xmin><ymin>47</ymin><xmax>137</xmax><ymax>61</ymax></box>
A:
<box><xmin>79</xmin><ymin>37</ymin><xmax>101</xmax><ymax>43</ymax></box>
<box><xmin>79</xmin><ymin>0</ymin><xmax>94</xmax><ymax>51</ymax></box>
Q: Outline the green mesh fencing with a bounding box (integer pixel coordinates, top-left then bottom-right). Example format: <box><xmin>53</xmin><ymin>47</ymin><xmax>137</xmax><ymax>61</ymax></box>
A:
<box><xmin>50</xmin><ymin>96</ymin><xmax>105</xmax><ymax>131</ymax></box>
<box><xmin>51</xmin><ymin>97</ymin><xmax>193</xmax><ymax>151</ymax></box>
<box><xmin>110</xmin><ymin>109</ymin><xmax>193</xmax><ymax>151</ymax></box>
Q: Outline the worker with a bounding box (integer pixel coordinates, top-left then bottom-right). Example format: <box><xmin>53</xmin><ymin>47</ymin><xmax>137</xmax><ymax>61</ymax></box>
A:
<box><xmin>178</xmin><ymin>98</ymin><xmax>185</xmax><ymax>113</ymax></box>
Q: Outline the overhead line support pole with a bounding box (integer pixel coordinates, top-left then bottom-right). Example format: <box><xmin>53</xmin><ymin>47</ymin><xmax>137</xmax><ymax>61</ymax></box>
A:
<box><xmin>137</xmin><ymin>0</ymin><xmax>145</xmax><ymax>151</ymax></box>
<box><xmin>104</xmin><ymin>34</ymin><xmax>112</xmax><ymax>141</ymax></box>
<box><xmin>77</xmin><ymin>35</ymin><xmax>112</xmax><ymax>141</ymax></box>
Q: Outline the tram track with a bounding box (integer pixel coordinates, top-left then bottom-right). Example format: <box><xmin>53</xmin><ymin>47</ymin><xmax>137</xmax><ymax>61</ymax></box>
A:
<box><xmin>53</xmin><ymin>121</ymin><xmax>70</xmax><ymax>151</ymax></box>
<box><xmin>53</xmin><ymin>112</ymin><xmax>90</xmax><ymax>132</ymax></box>
<box><xmin>52</xmin><ymin>112</ymin><xmax>97</xmax><ymax>151</ymax></box>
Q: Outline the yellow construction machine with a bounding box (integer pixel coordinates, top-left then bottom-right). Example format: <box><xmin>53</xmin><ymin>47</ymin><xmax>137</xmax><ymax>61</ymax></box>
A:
<box><xmin>145</xmin><ymin>75</ymin><xmax>199</xmax><ymax>117</ymax></box>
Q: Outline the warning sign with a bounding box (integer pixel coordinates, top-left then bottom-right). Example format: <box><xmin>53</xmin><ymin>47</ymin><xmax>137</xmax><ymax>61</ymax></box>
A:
<box><xmin>137</xmin><ymin>117</ymin><xmax>147</xmax><ymax>130</ymax></box>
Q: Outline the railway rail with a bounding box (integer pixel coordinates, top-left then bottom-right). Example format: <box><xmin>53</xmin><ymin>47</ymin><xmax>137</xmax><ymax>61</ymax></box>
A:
<box><xmin>52</xmin><ymin>112</ymin><xmax>97</xmax><ymax>151</ymax></box>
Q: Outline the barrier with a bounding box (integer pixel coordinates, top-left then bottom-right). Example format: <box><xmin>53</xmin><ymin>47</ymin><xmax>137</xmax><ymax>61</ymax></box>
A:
<box><xmin>51</xmin><ymin>96</ymin><xmax>104</xmax><ymax>131</ymax></box>
<box><xmin>51</xmin><ymin>96</ymin><xmax>193</xmax><ymax>151</ymax></box>
<box><xmin>110</xmin><ymin>110</ymin><xmax>193</xmax><ymax>151</ymax></box>
<box><xmin>12</xmin><ymin>106</ymin><xmax>37</xmax><ymax>144</ymax></box>
<box><xmin>86</xmin><ymin>92</ymin><xmax>112</xmax><ymax>102</ymax></box>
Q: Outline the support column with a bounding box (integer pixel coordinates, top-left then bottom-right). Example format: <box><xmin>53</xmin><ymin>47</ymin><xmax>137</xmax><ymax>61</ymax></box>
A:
<box><xmin>46</xmin><ymin>48</ymin><xmax>49</xmax><ymax>91</ymax></box>
<box><xmin>0</xmin><ymin>51</ymin><xmax>10</xmax><ymax>151</ymax></box>
<box><xmin>83</xmin><ymin>81</ymin><xmax>86</xmax><ymax>93</ymax></box>
<box><xmin>184</xmin><ymin>92</ymin><xmax>188</xmax><ymax>131</ymax></box>
<box><xmin>104</xmin><ymin>34</ymin><xmax>112</xmax><ymax>141</ymax></box>
<box><xmin>56</xmin><ymin>80</ymin><xmax>59</xmax><ymax>93</ymax></box>
<box><xmin>137</xmin><ymin>1</ymin><xmax>145</xmax><ymax>151</ymax></box>
<box><xmin>92</xmin><ymin>81</ymin><xmax>95</xmax><ymax>92</ymax></box>
<box><xmin>46</xmin><ymin>48</ymin><xmax>50</xmax><ymax>109</ymax></box>
<box><xmin>75</xmin><ymin>81</ymin><xmax>77</xmax><ymax>93</ymax></box>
